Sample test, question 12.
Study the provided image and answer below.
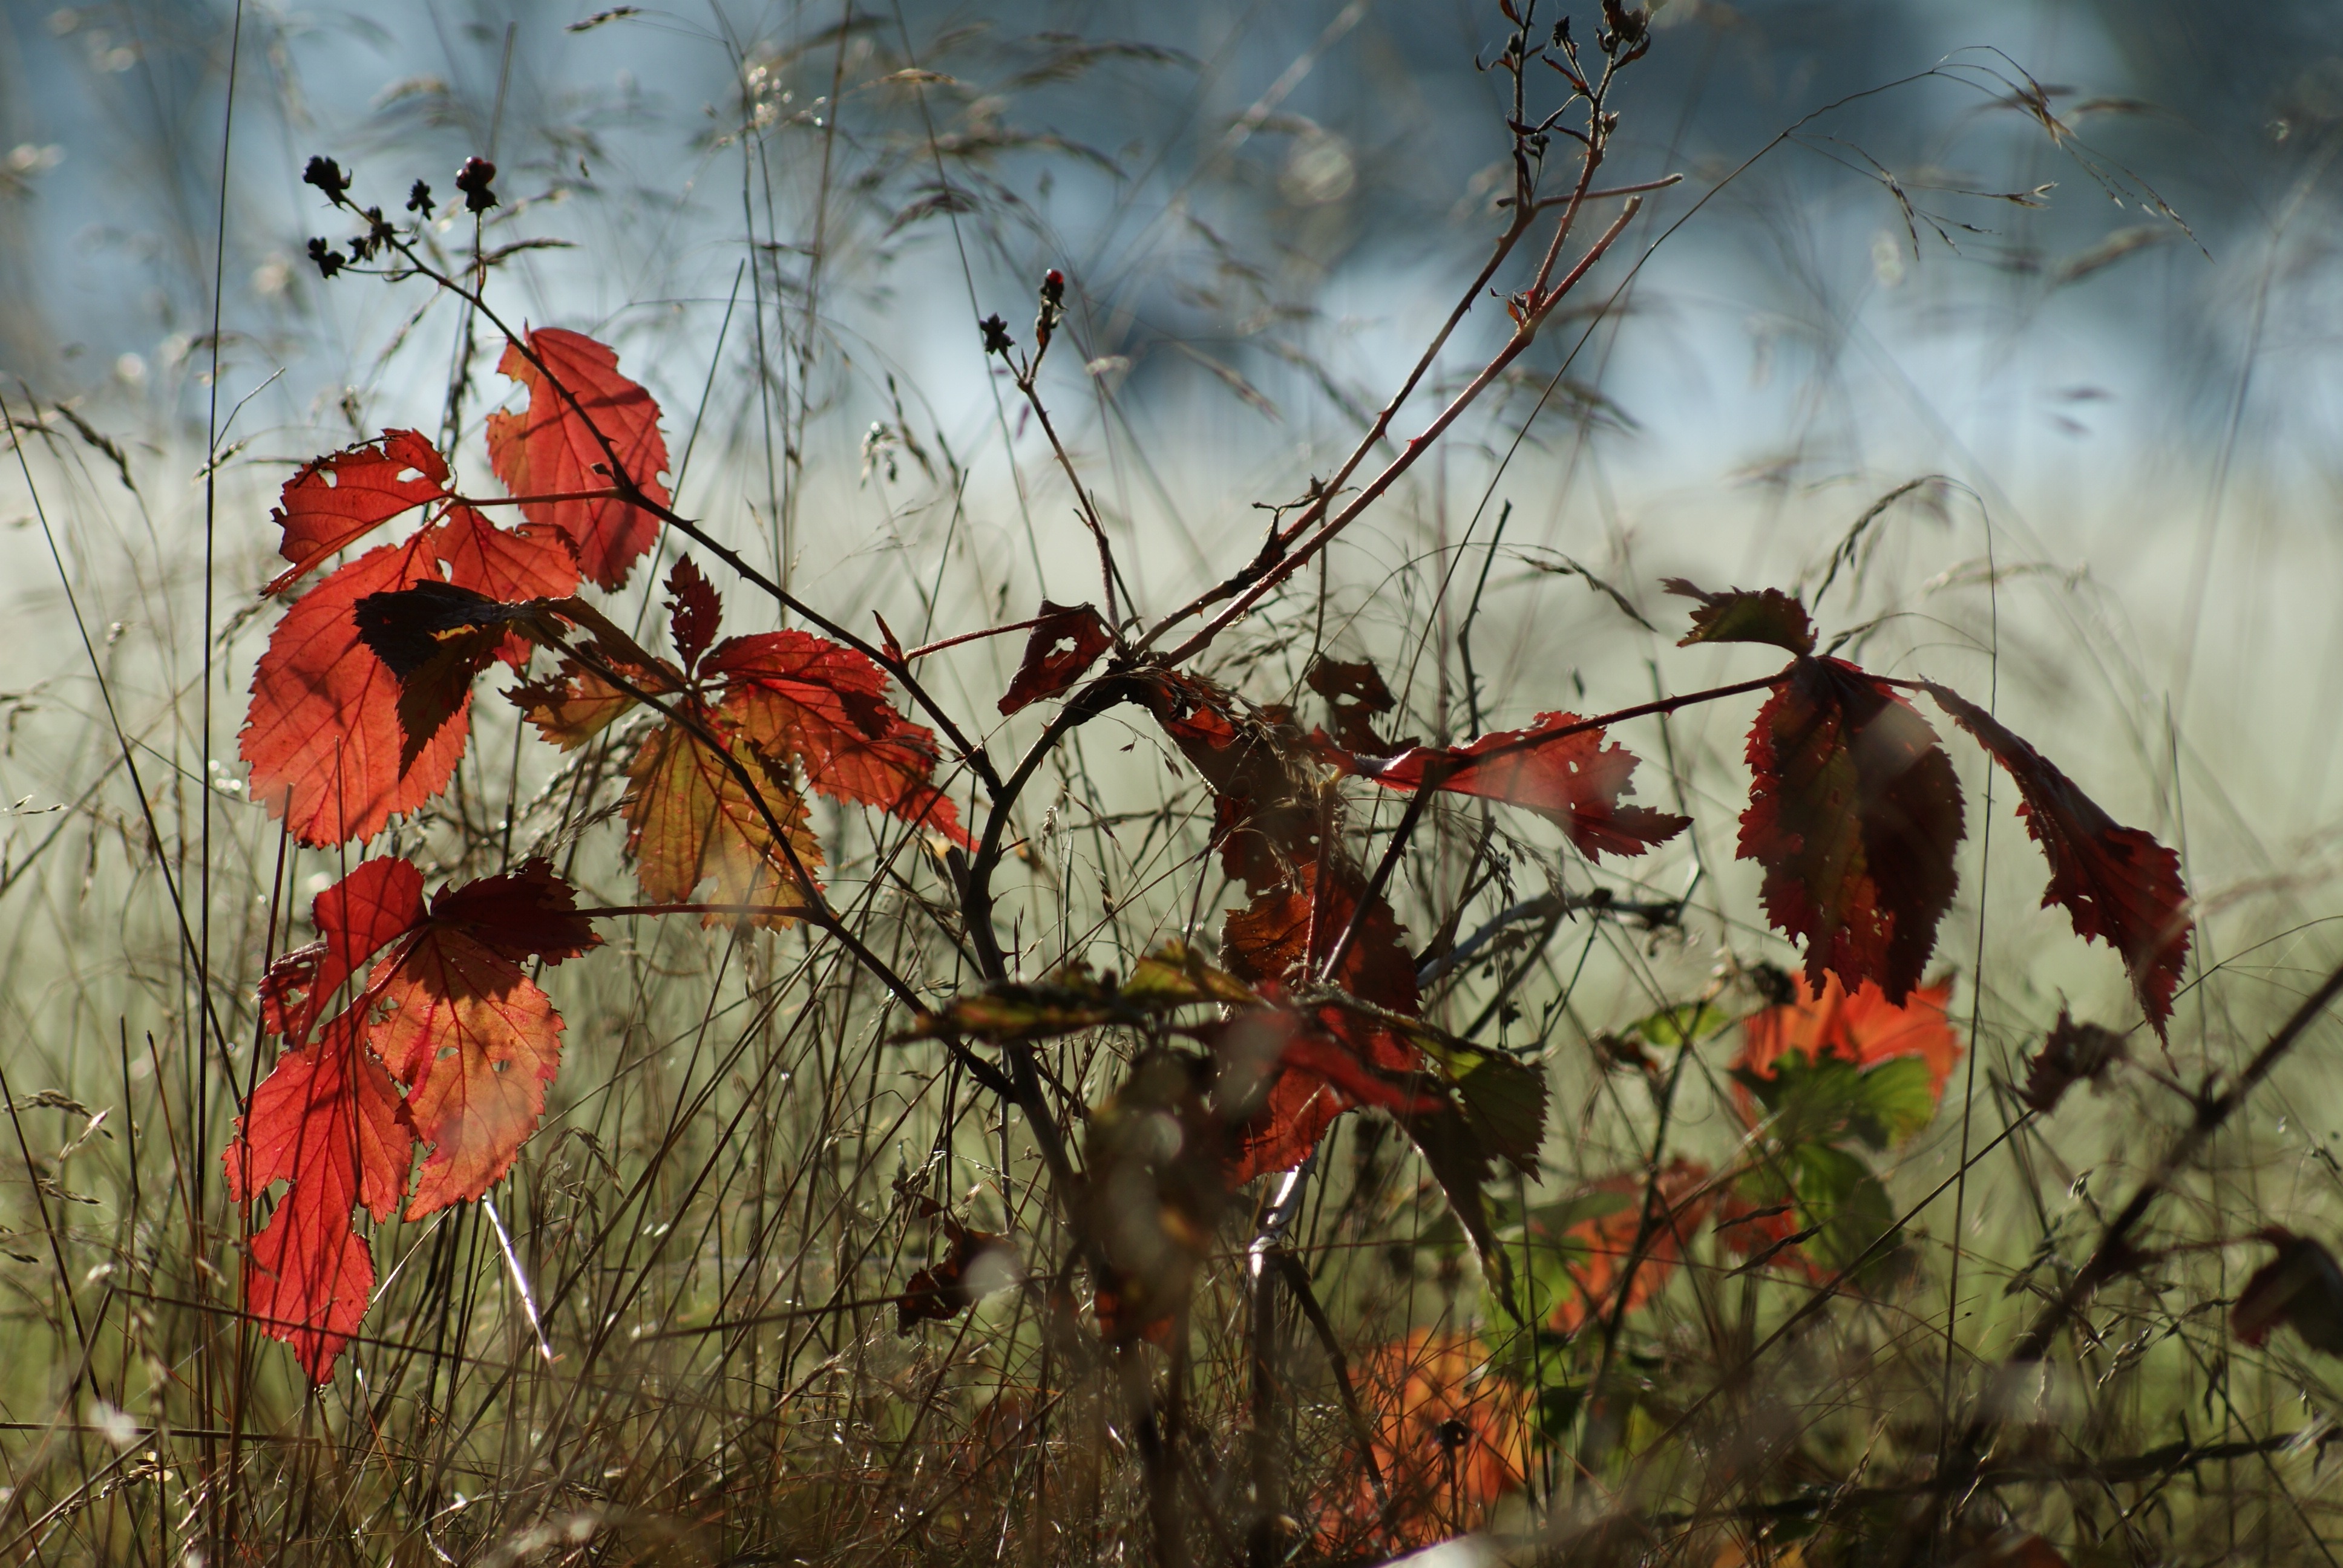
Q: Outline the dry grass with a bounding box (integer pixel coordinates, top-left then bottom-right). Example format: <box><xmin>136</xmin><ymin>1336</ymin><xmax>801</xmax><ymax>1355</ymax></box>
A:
<box><xmin>1</xmin><ymin>3</ymin><xmax>2341</xmax><ymax>1564</ymax></box>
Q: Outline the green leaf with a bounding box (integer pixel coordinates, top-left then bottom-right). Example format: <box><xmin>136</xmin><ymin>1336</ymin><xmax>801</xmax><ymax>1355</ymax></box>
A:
<box><xmin>1792</xmin><ymin>1143</ymin><xmax>1899</xmax><ymax>1273</ymax></box>
<box><xmin>1662</xmin><ymin>580</ymin><xmax>1816</xmax><ymax>655</ymax></box>
<box><xmin>1733</xmin><ymin>1050</ymin><xmax>1939</xmax><ymax>1151</ymax></box>
<box><xmin>901</xmin><ymin>941</ymin><xmax>1265</xmax><ymax>1043</ymax></box>
<box><xmin>1631</xmin><ymin>1001</ymin><xmax>1728</xmax><ymax>1048</ymax></box>
<box><xmin>1843</xmin><ymin>1056</ymin><xmax>1936</xmax><ymax>1149</ymax></box>
<box><xmin>1411</xmin><ymin>1034</ymin><xmax>1550</xmax><ymax>1174</ymax></box>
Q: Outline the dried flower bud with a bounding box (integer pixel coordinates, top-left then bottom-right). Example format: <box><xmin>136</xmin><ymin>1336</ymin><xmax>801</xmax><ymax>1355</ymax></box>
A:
<box><xmin>454</xmin><ymin>156</ymin><xmax>499</xmax><ymax>214</ymax></box>
<box><xmin>979</xmin><ymin>313</ymin><xmax>1014</xmax><ymax>356</ymax></box>
<box><xmin>302</xmin><ymin>155</ymin><xmax>350</xmax><ymax>203</ymax></box>
<box><xmin>306</xmin><ymin>237</ymin><xmax>347</xmax><ymax>278</ymax></box>
<box><xmin>406</xmin><ymin>179</ymin><xmax>434</xmax><ymax>218</ymax></box>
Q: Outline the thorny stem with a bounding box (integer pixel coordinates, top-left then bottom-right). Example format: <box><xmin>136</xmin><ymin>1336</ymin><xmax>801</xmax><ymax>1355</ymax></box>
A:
<box><xmin>1132</xmin><ymin>15</ymin><xmax>1645</xmax><ymax>662</ymax></box>
<box><xmin>1154</xmin><ymin>197</ymin><xmax>1645</xmax><ymax>667</ymax></box>
<box><xmin>1011</xmin><ymin>364</ymin><xmax>1124</xmax><ymax>632</ymax></box>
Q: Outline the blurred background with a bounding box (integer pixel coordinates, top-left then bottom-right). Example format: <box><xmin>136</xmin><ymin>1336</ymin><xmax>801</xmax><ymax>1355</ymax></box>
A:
<box><xmin>5</xmin><ymin>0</ymin><xmax>2341</xmax><ymax>841</ymax></box>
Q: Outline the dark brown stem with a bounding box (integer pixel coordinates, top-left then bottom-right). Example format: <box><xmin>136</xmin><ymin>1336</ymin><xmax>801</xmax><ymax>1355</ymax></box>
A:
<box><xmin>1156</xmin><ymin>197</ymin><xmax>1645</xmax><ymax>667</ymax></box>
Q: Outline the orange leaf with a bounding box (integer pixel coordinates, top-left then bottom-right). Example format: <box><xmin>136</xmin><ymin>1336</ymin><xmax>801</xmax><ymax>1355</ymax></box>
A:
<box><xmin>263</xmin><ymin>428</ymin><xmax>452</xmax><ymax>596</ymax></box>
<box><xmin>1323</xmin><ymin>711</ymin><xmax>1688</xmax><ymax>861</ymax></box>
<box><xmin>624</xmin><ymin>717</ymin><xmax>824</xmax><ymax>926</ymax></box>
<box><xmin>1734</xmin><ymin>972</ymin><xmax>1961</xmax><ymax>1100</ymax></box>
<box><xmin>1314</xmin><ymin>1330</ymin><xmax>1529</xmax><ymax>1552</ymax></box>
<box><xmin>1927</xmin><ymin>685</ymin><xmax>2192</xmax><ymax>1034</ymax></box>
<box><xmin>485</xmin><ymin>327</ymin><xmax>668</xmax><ymax>590</ymax></box>
<box><xmin>369</xmin><ymin>932</ymin><xmax>563</xmax><ymax>1219</ymax></box>
<box><xmin>1545</xmin><ymin>1157</ymin><xmax>1714</xmax><ymax>1334</ymax></box>
<box><xmin>428</xmin><ymin>504</ymin><xmax>580</xmax><ymax>614</ymax></box>
<box><xmin>1740</xmin><ymin>658</ymin><xmax>1964</xmax><ymax>1004</ymax></box>
<box><xmin>997</xmin><ymin>601</ymin><xmax>1112</xmax><ymax>715</ymax></box>
<box><xmin>708</xmin><ymin>630</ymin><xmax>970</xmax><ymax>846</ymax></box>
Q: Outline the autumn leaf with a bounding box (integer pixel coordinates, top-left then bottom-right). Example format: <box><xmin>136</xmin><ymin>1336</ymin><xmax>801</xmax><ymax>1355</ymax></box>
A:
<box><xmin>241</xmin><ymin>534</ymin><xmax>474</xmax><ymax>846</ymax></box>
<box><xmin>2017</xmin><ymin>1008</ymin><xmax>2128</xmax><ymax>1114</ymax></box>
<box><xmin>263</xmin><ymin>428</ymin><xmax>453</xmax><ymax>596</ymax></box>
<box><xmin>626</xmin><ymin>720</ymin><xmax>823</xmax><ymax>926</ymax></box>
<box><xmin>709</xmin><ymin>630</ymin><xmax>970</xmax><ymax>846</ymax></box>
<box><xmin>894</xmin><ymin>1199</ymin><xmax>1018</xmax><ymax>1334</ymax></box>
<box><xmin>257</xmin><ymin>857</ymin><xmax>427</xmax><ymax>1042</ymax></box>
<box><xmin>1663</xmin><ymin>578</ymin><xmax>1816</xmax><ymax>655</ymax></box>
<box><xmin>1305</xmin><ymin>653</ymin><xmax>1409</xmax><ymax>754</ymax></box>
<box><xmin>228</xmin><ymin>857</ymin><xmax>599</xmax><ymax>1380</ymax></box>
<box><xmin>367</xmin><ymin>863</ymin><xmax>599</xmax><ymax>1218</ymax></box>
<box><xmin>665</xmin><ymin>554</ymin><xmax>723</xmax><ymax>671</ymax></box>
<box><xmin>226</xmin><ymin>1011</ymin><xmax>412</xmax><ymax>1382</ymax></box>
<box><xmin>513</xmin><ymin>656</ymin><xmax>643</xmax><ymax>750</ymax></box>
<box><xmin>428</xmin><ymin>504</ymin><xmax>580</xmax><ymax>608</ymax></box>
<box><xmin>1538</xmin><ymin>1158</ymin><xmax>1714</xmax><ymax>1334</ymax></box>
<box><xmin>1735</xmin><ymin>972</ymin><xmax>1962</xmax><ymax>1102</ymax></box>
<box><xmin>485</xmin><ymin>326</ymin><xmax>669</xmax><ymax>590</ymax></box>
<box><xmin>1740</xmin><ymin>657</ymin><xmax>1965</xmax><ymax>1004</ymax></box>
<box><xmin>1221</xmin><ymin>862</ymin><xmax>1424</xmax><ymax>1182</ymax></box>
<box><xmin>1312</xmin><ymin>1330</ymin><xmax>1530</xmax><ymax>1553</ymax></box>
<box><xmin>243</xmin><ymin>485</ymin><xmax>580</xmax><ymax>844</ymax></box>
<box><xmin>1322</xmin><ymin>711</ymin><xmax>1689</xmax><ymax>861</ymax></box>
<box><xmin>1927</xmin><ymin>684</ymin><xmax>2192</xmax><ymax>1034</ymax></box>
<box><xmin>998</xmin><ymin>600</ymin><xmax>1113</xmax><ymax>715</ymax></box>
<box><xmin>2233</xmin><ymin>1229</ymin><xmax>2343</xmax><ymax>1356</ymax></box>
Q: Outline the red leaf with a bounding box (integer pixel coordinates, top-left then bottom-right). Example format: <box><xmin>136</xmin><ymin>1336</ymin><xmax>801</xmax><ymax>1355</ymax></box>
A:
<box><xmin>1662</xmin><ymin>578</ymin><xmax>1815</xmax><ymax>655</ymax></box>
<box><xmin>1324</xmin><ymin>712</ymin><xmax>1689</xmax><ymax>861</ymax></box>
<box><xmin>230</xmin><ymin>857</ymin><xmax>598</xmax><ymax>1379</ymax></box>
<box><xmin>225</xmin><ymin>1011</ymin><xmax>413</xmax><ymax>1382</ymax></box>
<box><xmin>1305</xmin><ymin>654</ymin><xmax>1408</xmax><ymax>754</ymax></box>
<box><xmin>1739</xmin><ymin>658</ymin><xmax>1965</xmax><ymax>1004</ymax></box>
<box><xmin>241</xmin><ymin>534</ymin><xmax>473</xmax><ymax>846</ymax></box>
<box><xmin>894</xmin><ymin>1204</ymin><xmax>1017</xmax><ymax>1334</ymax></box>
<box><xmin>428</xmin><ymin>504</ymin><xmax>580</xmax><ymax>616</ymax></box>
<box><xmin>997</xmin><ymin>601</ymin><xmax>1112</xmax><ymax>715</ymax></box>
<box><xmin>264</xmin><ymin>429</ymin><xmax>452</xmax><ymax>596</ymax></box>
<box><xmin>666</xmin><ymin>555</ymin><xmax>723</xmax><ymax>672</ymax></box>
<box><xmin>485</xmin><ymin>327</ymin><xmax>668</xmax><ymax>590</ymax></box>
<box><xmin>1735</xmin><ymin>972</ymin><xmax>1962</xmax><ymax>1100</ymax></box>
<box><xmin>426</xmin><ymin>857</ymin><xmax>603</xmax><ymax>965</ymax></box>
<box><xmin>257</xmin><ymin>858</ymin><xmax>427</xmax><ymax>1041</ymax></box>
<box><xmin>707</xmin><ymin>631</ymin><xmax>970</xmax><ymax>846</ymax></box>
<box><xmin>244</xmin><ymin>484</ymin><xmax>588</xmax><ymax>844</ymax></box>
<box><xmin>1927</xmin><ymin>685</ymin><xmax>2192</xmax><ymax>1034</ymax></box>
<box><xmin>2233</xmin><ymin>1229</ymin><xmax>2343</xmax><ymax>1356</ymax></box>
<box><xmin>1221</xmin><ymin>866</ymin><xmax>1426</xmax><ymax>1181</ymax></box>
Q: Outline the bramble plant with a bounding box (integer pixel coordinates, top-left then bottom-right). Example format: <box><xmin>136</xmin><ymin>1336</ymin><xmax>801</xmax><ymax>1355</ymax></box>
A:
<box><xmin>128</xmin><ymin>2</ymin><xmax>2339</xmax><ymax>1562</ymax></box>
